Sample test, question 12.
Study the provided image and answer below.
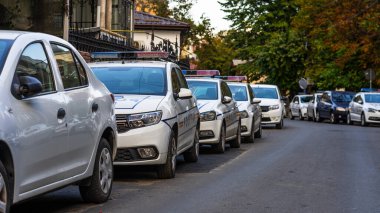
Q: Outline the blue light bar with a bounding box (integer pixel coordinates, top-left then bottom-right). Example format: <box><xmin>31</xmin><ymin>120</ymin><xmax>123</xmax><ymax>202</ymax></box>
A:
<box><xmin>214</xmin><ymin>76</ymin><xmax>248</xmax><ymax>82</ymax></box>
<box><xmin>91</xmin><ymin>51</ymin><xmax>170</xmax><ymax>60</ymax></box>
<box><xmin>182</xmin><ymin>70</ymin><xmax>221</xmax><ymax>77</ymax></box>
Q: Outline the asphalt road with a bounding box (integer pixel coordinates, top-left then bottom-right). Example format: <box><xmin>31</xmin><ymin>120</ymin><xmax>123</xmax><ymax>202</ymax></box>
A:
<box><xmin>12</xmin><ymin>119</ymin><xmax>380</xmax><ymax>213</ymax></box>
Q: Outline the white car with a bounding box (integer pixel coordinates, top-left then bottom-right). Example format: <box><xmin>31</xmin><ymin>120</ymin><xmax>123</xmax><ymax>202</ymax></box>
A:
<box><xmin>251</xmin><ymin>84</ymin><xmax>285</xmax><ymax>129</ymax></box>
<box><xmin>227</xmin><ymin>82</ymin><xmax>262</xmax><ymax>143</ymax></box>
<box><xmin>290</xmin><ymin>95</ymin><xmax>313</xmax><ymax>120</ymax></box>
<box><xmin>187</xmin><ymin>78</ymin><xmax>241</xmax><ymax>153</ymax></box>
<box><xmin>306</xmin><ymin>93</ymin><xmax>322</xmax><ymax>121</ymax></box>
<box><xmin>90</xmin><ymin>58</ymin><xmax>200</xmax><ymax>179</ymax></box>
<box><xmin>347</xmin><ymin>92</ymin><xmax>380</xmax><ymax>126</ymax></box>
<box><xmin>0</xmin><ymin>31</ymin><xmax>117</xmax><ymax>211</ymax></box>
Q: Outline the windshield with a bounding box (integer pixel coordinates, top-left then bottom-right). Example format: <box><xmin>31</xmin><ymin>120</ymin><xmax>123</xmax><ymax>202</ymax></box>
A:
<box><xmin>365</xmin><ymin>94</ymin><xmax>380</xmax><ymax>103</ymax></box>
<box><xmin>332</xmin><ymin>93</ymin><xmax>354</xmax><ymax>102</ymax></box>
<box><xmin>229</xmin><ymin>85</ymin><xmax>248</xmax><ymax>101</ymax></box>
<box><xmin>92</xmin><ymin>67</ymin><xmax>166</xmax><ymax>95</ymax></box>
<box><xmin>252</xmin><ymin>87</ymin><xmax>278</xmax><ymax>99</ymax></box>
<box><xmin>300</xmin><ymin>96</ymin><xmax>313</xmax><ymax>103</ymax></box>
<box><xmin>187</xmin><ymin>81</ymin><xmax>218</xmax><ymax>100</ymax></box>
<box><xmin>0</xmin><ymin>39</ymin><xmax>13</xmax><ymax>75</ymax></box>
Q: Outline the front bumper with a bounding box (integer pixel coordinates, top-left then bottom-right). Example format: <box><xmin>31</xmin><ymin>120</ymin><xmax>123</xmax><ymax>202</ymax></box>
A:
<box><xmin>334</xmin><ymin>110</ymin><xmax>348</xmax><ymax>120</ymax></box>
<box><xmin>261</xmin><ymin>108</ymin><xmax>282</xmax><ymax>124</ymax></box>
<box><xmin>366</xmin><ymin>111</ymin><xmax>380</xmax><ymax>123</ymax></box>
<box><xmin>199</xmin><ymin>119</ymin><xmax>223</xmax><ymax>144</ymax></box>
<box><xmin>301</xmin><ymin>108</ymin><xmax>308</xmax><ymax>117</ymax></box>
<box><xmin>114</xmin><ymin>122</ymin><xmax>171</xmax><ymax>165</ymax></box>
<box><xmin>241</xmin><ymin>116</ymin><xmax>253</xmax><ymax>137</ymax></box>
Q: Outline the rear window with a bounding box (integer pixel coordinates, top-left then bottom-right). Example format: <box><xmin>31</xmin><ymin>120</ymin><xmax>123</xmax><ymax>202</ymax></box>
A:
<box><xmin>92</xmin><ymin>66</ymin><xmax>167</xmax><ymax>96</ymax></box>
<box><xmin>187</xmin><ymin>81</ymin><xmax>218</xmax><ymax>100</ymax></box>
<box><xmin>300</xmin><ymin>96</ymin><xmax>312</xmax><ymax>103</ymax></box>
<box><xmin>0</xmin><ymin>39</ymin><xmax>13</xmax><ymax>75</ymax></box>
<box><xmin>229</xmin><ymin>85</ymin><xmax>248</xmax><ymax>101</ymax></box>
<box><xmin>252</xmin><ymin>87</ymin><xmax>278</xmax><ymax>99</ymax></box>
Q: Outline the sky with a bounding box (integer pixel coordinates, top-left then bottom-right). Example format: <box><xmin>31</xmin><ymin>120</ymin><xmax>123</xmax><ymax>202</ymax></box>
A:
<box><xmin>190</xmin><ymin>0</ymin><xmax>232</xmax><ymax>32</ymax></box>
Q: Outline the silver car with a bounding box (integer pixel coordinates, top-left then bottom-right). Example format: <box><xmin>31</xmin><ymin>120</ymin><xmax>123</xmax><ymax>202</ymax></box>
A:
<box><xmin>306</xmin><ymin>93</ymin><xmax>322</xmax><ymax>121</ymax></box>
<box><xmin>348</xmin><ymin>92</ymin><xmax>380</xmax><ymax>126</ymax></box>
<box><xmin>0</xmin><ymin>31</ymin><xmax>117</xmax><ymax>211</ymax></box>
<box><xmin>289</xmin><ymin>95</ymin><xmax>313</xmax><ymax>120</ymax></box>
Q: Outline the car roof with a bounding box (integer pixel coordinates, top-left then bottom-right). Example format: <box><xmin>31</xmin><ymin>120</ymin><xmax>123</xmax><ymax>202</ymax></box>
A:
<box><xmin>250</xmin><ymin>84</ymin><xmax>278</xmax><ymax>89</ymax></box>
<box><xmin>88</xmin><ymin>60</ymin><xmax>169</xmax><ymax>68</ymax></box>
<box><xmin>226</xmin><ymin>82</ymin><xmax>248</xmax><ymax>86</ymax></box>
<box><xmin>358</xmin><ymin>92</ymin><xmax>380</xmax><ymax>95</ymax></box>
<box><xmin>186</xmin><ymin>78</ymin><xmax>222</xmax><ymax>83</ymax></box>
<box><xmin>0</xmin><ymin>30</ymin><xmax>29</xmax><ymax>40</ymax></box>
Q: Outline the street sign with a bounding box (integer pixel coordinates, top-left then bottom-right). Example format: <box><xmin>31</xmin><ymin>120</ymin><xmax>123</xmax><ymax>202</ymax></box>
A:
<box><xmin>299</xmin><ymin>78</ymin><xmax>308</xmax><ymax>90</ymax></box>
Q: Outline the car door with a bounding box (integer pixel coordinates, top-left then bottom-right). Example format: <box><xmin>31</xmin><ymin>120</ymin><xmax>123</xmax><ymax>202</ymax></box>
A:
<box><xmin>10</xmin><ymin>42</ymin><xmax>69</xmax><ymax>194</ymax></box>
<box><xmin>319</xmin><ymin>92</ymin><xmax>331</xmax><ymax>118</ymax></box>
<box><xmin>291</xmin><ymin>96</ymin><xmax>300</xmax><ymax>116</ymax></box>
<box><xmin>248</xmin><ymin>85</ymin><xmax>261</xmax><ymax>131</ymax></box>
<box><xmin>353</xmin><ymin>95</ymin><xmax>364</xmax><ymax>120</ymax></box>
<box><xmin>221</xmin><ymin>81</ymin><xmax>238</xmax><ymax>138</ymax></box>
<box><xmin>171</xmin><ymin>67</ymin><xmax>196</xmax><ymax>152</ymax></box>
<box><xmin>50</xmin><ymin>43</ymin><xmax>97</xmax><ymax>176</ymax></box>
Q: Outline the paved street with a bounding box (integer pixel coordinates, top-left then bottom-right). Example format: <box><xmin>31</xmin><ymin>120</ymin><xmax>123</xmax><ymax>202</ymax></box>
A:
<box><xmin>12</xmin><ymin>119</ymin><xmax>380</xmax><ymax>213</ymax></box>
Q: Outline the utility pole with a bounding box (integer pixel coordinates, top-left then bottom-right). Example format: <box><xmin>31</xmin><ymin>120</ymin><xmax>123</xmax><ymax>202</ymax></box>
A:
<box><xmin>63</xmin><ymin>0</ymin><xmax>70</xmax><ymax>41</ymax></box>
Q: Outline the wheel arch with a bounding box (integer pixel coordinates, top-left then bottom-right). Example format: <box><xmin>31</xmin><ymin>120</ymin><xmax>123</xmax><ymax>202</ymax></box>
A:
<box><xmin>0</xmin><ymin>140</ymin><xmax>14</xmax><ymax>192</ymax></box>
<box><xmin>101</xmin><ymin>127</ymin><xmax>116</xmax><ymax>158</ymax></box>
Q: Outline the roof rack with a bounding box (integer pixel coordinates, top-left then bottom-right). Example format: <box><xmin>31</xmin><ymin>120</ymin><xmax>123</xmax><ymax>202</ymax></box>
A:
<box><xmin>91</xmin><ymin>51</ymin><xmax>170</xmax><ymax>61</ymax></box>
<box><xmin>182</xmin><ymin>70</ymin><xmax>220</xmax><ymax>77</ymax></box>
<box><xmin>214</xmin><ymin>76</ymin><xmax>248</xmax><ymax>82</ymax></box>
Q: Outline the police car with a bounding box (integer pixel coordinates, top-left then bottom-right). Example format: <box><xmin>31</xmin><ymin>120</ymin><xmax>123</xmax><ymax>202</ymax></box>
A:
<box><xmin>218</xmin><ymin>76</ymin><xmax>262</xmax><ymax>143</ymax></box>
<box><xmin>185</xmin><ymin>73</ymin><xmax>241</xmax><ymax>153</ymax></box>
<box><xmin>89</xmin><ymin>52</ymin><xmax>200</xmax><ymax>179</ymax></box>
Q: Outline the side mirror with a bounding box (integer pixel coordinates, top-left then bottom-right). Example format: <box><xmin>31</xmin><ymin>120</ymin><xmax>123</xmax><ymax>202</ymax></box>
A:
<box><xmin>252</xmin><ymin>99</ymin><xmax>261</xmax><ymax>104</ymax></box>
<box><xmin>177</xmin><ymin>88</ymin><xmax>193</xmax><ymax>99</ymax></box>
<box><xmin>18</xmin><ymin>76</ymin><xmax>43</xmax><ymax>97</ymax></box>
<box><xmin>294</xmin><ymin>101</ymin><xmax>299</xmax><ymax>104</ymax></box>
<box><xmin>358</xmin><ymin>100</ymin><xmax>363</xmax><ymax>105</ymax></box>
<box><xmin>222</xmin><ymin>96</ymin><xmax>232</xmax><ymax>104</ymax></box>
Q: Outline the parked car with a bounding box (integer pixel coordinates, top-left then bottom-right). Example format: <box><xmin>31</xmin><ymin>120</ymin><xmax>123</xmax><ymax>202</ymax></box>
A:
<box><xmin>347</xmin><ymin>92</ymin><xmax>380</xmax><ymax>126</ymax></box>
<box><xmin>0</xmin><ymin>31</ymin><xmax>117</xmax><ymax>211</ymax></box>
<box><xmin>251</xmin><ymin>84</ymin><xmax>285</xmax><ymax>129</ymax></box>
<box><xmin>316</xmin><ymin>91</ymin><xmax>355</xmax><ymax>123</ymax></box>
<box><xmin>227</xmin><ymin>82</ymin><xmax>262</xmax><ymax>143</ymax></box>
<box><xmin>90</xmin><ymin>57</ymin><xmax>200</xmax><ymax>179</ymax></box>
<box><xmin>187</xmin><ymin>78</ymin><xmax>241</xmax><ymax>153</ymax></box>
<box><xmin>289</xmin><ymin>95</ymin><xmax>313</xmax><ymax>120</ymax></box>
<box><xmin>306</xmin><ymin>93</ymin><xmax>322</xmax><ymax>121</ymax></box>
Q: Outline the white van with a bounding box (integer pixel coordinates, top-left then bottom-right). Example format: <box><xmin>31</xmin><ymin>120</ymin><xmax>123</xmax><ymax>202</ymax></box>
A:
<box><xmin>251</xmin><ymin>84</ymin><xmax>285</xmax><ymax>129</ymax></box>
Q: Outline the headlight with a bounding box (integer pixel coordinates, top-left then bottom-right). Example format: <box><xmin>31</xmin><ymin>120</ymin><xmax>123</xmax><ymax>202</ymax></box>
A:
<box><xmin>336</xmin><ymin>107</ymin><xmax>346</xmax><ymax>112</ymax></box>
<box><xmin>240</xmin><ymin>110</ymin><xmax>249</xmax><ymax>118</ymax></box>
<box><xmin>127</xmin><ymin>111</ymin><xmax>162</xmax><ymax>128</ymax></box>
<box><xmin>200</xmin><ymin>111</ymin><xmax>217</xmax><ymax>122</ymax></box>
<box><xmin>368</xmin><ymin>108</ymin><xmax>376</xmax><ymax>113</ymax></box>
<box><xmin>269</xmin><ymin>105</ymin><xmax>279</xmax><ymax>110</ymax></box>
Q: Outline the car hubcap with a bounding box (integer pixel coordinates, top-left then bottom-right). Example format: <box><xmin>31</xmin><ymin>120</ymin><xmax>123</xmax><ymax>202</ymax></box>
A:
<box><xmin>99</xmin><ymin>148</ymin><xmax>112</xmax><ymax>194</ymax></box>
<box><xmin>331</xmin><ymin>113</ymin><xmax>335</xmax><ymax>123</ymax></box>
<box><xmin>361</xmin><ymin>115</ymin><xmax>365</xmax><ymax>126</ymax></box>
<box><xmin>171</xmin><ymin>137</ymin><xmax>177</xmax><ymax>172</ymax></box>
<box><xmin>0</xmin><ymin>174</ymin><xmax>7</xmax><ymax>212</ymax></box>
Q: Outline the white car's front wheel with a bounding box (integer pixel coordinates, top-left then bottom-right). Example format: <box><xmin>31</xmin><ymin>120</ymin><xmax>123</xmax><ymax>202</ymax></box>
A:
<box><xmin>184</xmin><ymin>128</ymin><xmax>199</xmax><ymax>162</ymax></box>
<box><xmin>157</xmin><ymin>131</ymin><xmax>177</xmax><ymax>179</ymax></box>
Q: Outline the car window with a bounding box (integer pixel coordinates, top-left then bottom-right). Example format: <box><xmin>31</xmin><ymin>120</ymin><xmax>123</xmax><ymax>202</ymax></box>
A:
<box><xmin>229</xmin><ymin>85</ymin><xmax>248</xmax><ymax>101</ymax></box>
<box><xmin>15</xmin><ymin>42</ymin><xmax>55</xmax><ymax>94</ymax></box>
<box><xmin>175</xmin><ymin>67</ymin><xmax>189</xmax><ymax>89</ymax></box>
<box><xmin>187</xmin><ymin>81</ymin><xmax>218</xmax><ymax>100</ymax></box>
<box><xmin>171</xmin><ymin>68</ymin><xmax>181</xmax><ymax>93</ymax></box>
<box><xmin>51</xmin><ymin>43</ymin><xmax>88</xmax><ymax>89</ymax></box>
<box><xmin>92</xmin><ymin>66</ymin><xmax>166</xmax><ymax>96</ymax></box>
<box><xmin>0</xmin><ymin>39</ymin><xmax>13</xmax><ymax>75</ymax></box>
<box><xmin>300</xmin><ymin>96</ymin><xmax>312</xmax><ymax>103</ymax></box>
<box><xmin>252</xmin><ymin>87</ymin><xmax>279</xmax><ymax>99</ymax></box>
<box><xmin>332</xmin><ymin>93</ymin><xmax>354</xmax><ymax>102</ymax></box>
<box><xmin>364</xmin><ymin>94</ymin><xmax>380</xmax><ymax>103</ymax></box>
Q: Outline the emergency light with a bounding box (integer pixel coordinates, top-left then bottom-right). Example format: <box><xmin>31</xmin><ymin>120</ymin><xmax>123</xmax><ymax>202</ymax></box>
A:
<box><xmin>214</xmin><ymin>76</ymin><xmax>247</xmax><ymax>82</ymax></box>
<box><xmin>91</xmin><ymin>51</ymin><xmax>170</xmax><ymax>60</ymax></box>
<box><xmin>182</xmin><ymin>70</ymin><xmax>220</xmax><ymax>77</ymax></box>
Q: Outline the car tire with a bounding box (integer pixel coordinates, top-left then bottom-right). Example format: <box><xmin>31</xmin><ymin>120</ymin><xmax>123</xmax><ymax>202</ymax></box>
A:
<box><xmin>299</xmin><ymin>110</ymin><xmax>304</xmax><ymax>120</ymax></box>
<box><xmin>330</xmin><ymin>112</ymin><xmax>337</xmax><ymax>124</ymax></box>
<box><xmin>254</xmin><ymin>123</ymin><xmax>262</xmax><ymax>138</ymax></box>
<box><xmin>244</xmin><ymin>121</ymin><xmax>255</xmax><ymax>143</ymax></box>
<box><xmin>313</xmin><ymin>112</ymin><xmax>317</xmax><ymax>122</ymax></box>
<box><xmin>290</xmin><ymin>112</ymin><xmax>295</xmax><ymax>120</ymax></box>
<box><xmin>183</xmin><ymin>128</ymin><xmax>199</xmax><ymax>163</ymax></box>
<box><xmin>79</xmin><ymin>138</ymin><xmax>113</xmax><ymax>203</ymax></box>
<box><xmin>276</xmin><ymin>119</ymin><xmax>283</xmax><ymax>129</ymax></box>
<box><xmin>316</xmin><ymin>111</ymin><xmax>322</xmax><ymax>122</ymax></box>
<box><xmin>230</xmin><ymin>120</ymin><xmax>241</xmax><ymax>148</ymax></box>
<box><xmin>0</xmin><ymin>161</ymin><xmax>11</xmax><ymax>213</ymax></box>
<box><xmin>157</xmin><ymin>131</ymin><xmax>177</xmax><ymax>179</ymax></box>
<box><xmin>213</xmin><ymin>123</ymin><xmax>226</xmax><ymax>153</ymax></box>
<box><xmin>361</xmin><ymin>113</ymin><xmax>368</xmax><ymax>127</ymax></box>
<box><xmin>347</xmin><ymin>113</ymin><xmax>353</xmax><ymax>125</ymax></box>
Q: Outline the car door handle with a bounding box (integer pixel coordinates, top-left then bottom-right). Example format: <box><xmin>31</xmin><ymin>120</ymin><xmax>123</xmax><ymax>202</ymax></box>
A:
<box><xmin>92</xmin><ymin>103</ymin><xmax>99</xmax><ymax>112</ymax></box>
<box><xmin>57</xmin><ymin>108</ymin><xmax>66</xmax><ymax>119</ymax></box>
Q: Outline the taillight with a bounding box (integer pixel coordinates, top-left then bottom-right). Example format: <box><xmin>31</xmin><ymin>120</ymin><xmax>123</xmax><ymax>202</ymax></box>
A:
<box><xmin>110</xmin><ymin>93</ymin><xmax>115</xmax><ymax>103</ymax></box>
